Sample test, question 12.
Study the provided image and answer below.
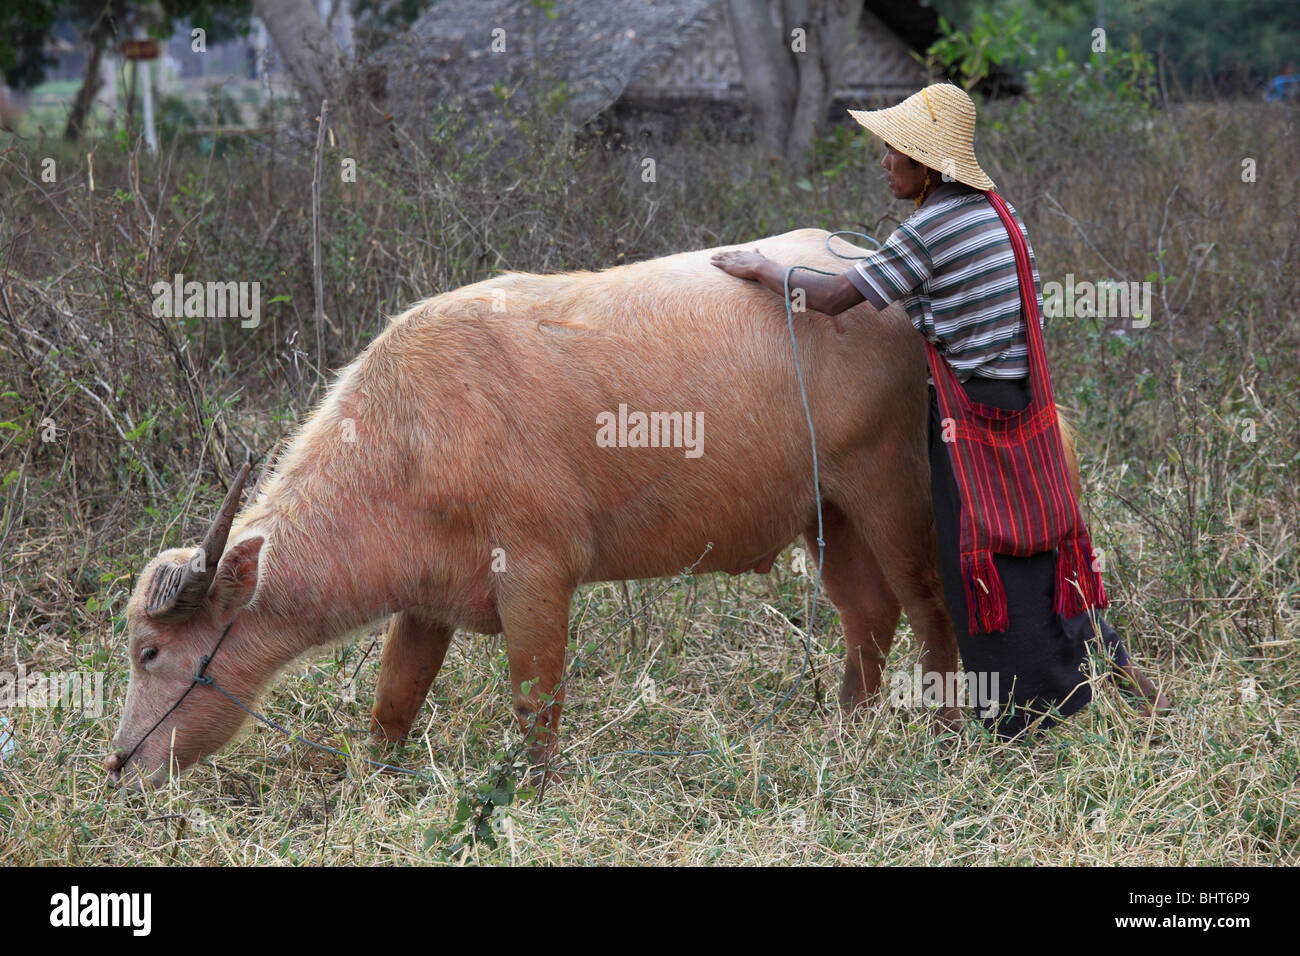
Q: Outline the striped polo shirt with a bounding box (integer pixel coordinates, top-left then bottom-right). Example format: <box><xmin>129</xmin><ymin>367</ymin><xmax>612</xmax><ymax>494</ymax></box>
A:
<box><xmin>844</xmin><ymin>181</ymin><xmax>1045</xmax><ymax>381</ymax></box>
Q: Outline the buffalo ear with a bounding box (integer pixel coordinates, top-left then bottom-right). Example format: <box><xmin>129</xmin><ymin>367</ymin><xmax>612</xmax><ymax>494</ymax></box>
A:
<box><xmin>209</xmin><ymin>536</ymin><xmax>264</xmax><ymax>615</ymax></box>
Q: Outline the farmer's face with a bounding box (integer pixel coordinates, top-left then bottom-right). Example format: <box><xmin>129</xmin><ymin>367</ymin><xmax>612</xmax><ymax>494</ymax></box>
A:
<box><xmin>881</xmin><ymin>145</ymin><xmax>930</xmax><ymax>200</ymax></box>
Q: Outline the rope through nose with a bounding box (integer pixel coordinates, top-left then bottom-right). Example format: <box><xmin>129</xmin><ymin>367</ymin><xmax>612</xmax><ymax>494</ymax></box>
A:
<box><xmin>115</xmin><ymin>621</ymin><xmax>235</xmax><ymax>773</ymax></box>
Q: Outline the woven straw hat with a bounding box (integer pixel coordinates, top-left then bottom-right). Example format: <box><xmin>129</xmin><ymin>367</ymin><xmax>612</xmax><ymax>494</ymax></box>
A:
<box><xmin>847</xmin><ymin>84</ymin><xmax>996</xmax><ymax>192</ymax></box>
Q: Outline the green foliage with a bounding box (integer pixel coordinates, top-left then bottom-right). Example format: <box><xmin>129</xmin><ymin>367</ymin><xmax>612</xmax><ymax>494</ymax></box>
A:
<box><xmin>159</xmin><ymin>0</ymin><xmax>251</xmax><ymax>42</ymax></box>
<box><xmin>1023</xmin><ymin>44</ymin><xmax>1158</xmax><ymax>115</ymax></box>
<box><xmin>0</xmin><ymin>0</ymin><xmax>250</xmax><ymax>92</ymax></box>
<box><xmin>925</xmin><ymin>7</ymin><xmax>1030</xmax><ymax>89</ymax></box>
<box><xmin>0</xmin><ymin>0</ymin><xmax>56</xmax><ymax>89</ymax></box>
<box><xmin>436</xmin><ymin>759</ymin><xmax>536</xmax><ymax>856</ymax></box>
<box><xmin>932</xmin><ymin>0</ymin><xmax>1300</xmax><ymax>94</ymax></box>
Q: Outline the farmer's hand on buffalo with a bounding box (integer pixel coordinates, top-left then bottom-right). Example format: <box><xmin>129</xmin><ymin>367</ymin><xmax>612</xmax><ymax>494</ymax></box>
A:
<box><xmin>710</xmin><ymin>248</ymin><xmax>766</xmax><ymax>280</ymax></box>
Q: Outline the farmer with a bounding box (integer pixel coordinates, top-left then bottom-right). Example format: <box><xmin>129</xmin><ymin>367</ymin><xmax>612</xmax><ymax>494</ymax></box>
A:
<box><xmin>712</xmin><ymin>83</ymin><xmax>1171</xmax><ymax>738</ymax></box>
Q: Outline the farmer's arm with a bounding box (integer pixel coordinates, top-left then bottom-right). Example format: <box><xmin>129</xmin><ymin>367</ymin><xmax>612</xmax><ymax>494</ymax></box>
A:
<box><xmin>710</xmin><ymin>249</ymin><xmax>874</xmax><ymax>318</ymax></box>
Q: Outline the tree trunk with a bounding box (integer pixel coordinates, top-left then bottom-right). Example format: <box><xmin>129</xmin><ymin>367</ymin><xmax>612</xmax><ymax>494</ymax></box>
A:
<box><xmin>727</xmin><ymin>0</ymin><xmax>797</xmax><ymax>162</ymax></box>
<box><xmin>728</xmin><ymin>0</ymin><xmax>861</xmax><ymax>174</ymax></box>
<box><xmin>783</xmin><ymin>0</ymin><xmax>859</xmax><ymax>171</ymax></box>
<box><xmin>253</xmin><ymin>0</ymin><xmax>347</xmax><ymax>111</ymax></box>
<box><xmin>63</xmin><ymin>36</ymin><xmax>106</xmax><ymax>141</ymax></box>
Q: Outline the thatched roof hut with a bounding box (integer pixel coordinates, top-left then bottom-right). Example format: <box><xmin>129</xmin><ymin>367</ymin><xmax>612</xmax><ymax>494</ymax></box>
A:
<box><xmin>380</xmin><ymin>0</ymin><xmax>947</xmax><ymax>136</ymax></box>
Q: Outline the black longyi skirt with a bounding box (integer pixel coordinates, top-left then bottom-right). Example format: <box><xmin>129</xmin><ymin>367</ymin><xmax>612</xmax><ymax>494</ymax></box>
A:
<box><xmin>927</xmin><ymin>375</ymin><xmax>1129</xmax><ymax>738</ymax></box>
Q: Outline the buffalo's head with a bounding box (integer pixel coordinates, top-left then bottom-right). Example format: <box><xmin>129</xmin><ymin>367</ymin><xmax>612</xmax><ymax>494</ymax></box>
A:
<box><xmin>107</xmin><ymin>464</ymin><xmax>268</xmax><ymax>786</ymax></box>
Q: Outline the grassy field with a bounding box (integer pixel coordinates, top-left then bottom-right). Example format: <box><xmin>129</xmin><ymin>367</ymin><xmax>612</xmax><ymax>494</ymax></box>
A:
<box><xmin>1</xmin><ymin>87</ymin><xmax>1296</xmax><ymax>865</ymax></box>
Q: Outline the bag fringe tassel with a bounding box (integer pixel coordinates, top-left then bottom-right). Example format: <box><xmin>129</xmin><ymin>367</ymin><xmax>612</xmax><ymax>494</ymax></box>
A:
<box><xmin>1053</xmin><ymin>533</ymin><xmax>1108</xmax><ymax>620</ymax></box>
<box><xmin>962</xmin><ymin>549</ymin><xmax>1009</xmax><ymax>634</ymax></box>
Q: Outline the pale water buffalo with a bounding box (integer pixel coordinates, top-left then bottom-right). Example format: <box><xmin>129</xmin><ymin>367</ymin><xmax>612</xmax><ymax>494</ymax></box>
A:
<box><xmin>107</xmin><ymin>228</ymin><xmax>969</xmax><ymax>786</ymax></box>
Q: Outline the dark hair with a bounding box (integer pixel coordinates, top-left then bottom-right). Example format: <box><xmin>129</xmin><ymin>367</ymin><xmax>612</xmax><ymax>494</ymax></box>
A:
<box><xmin>883</xmin><ymin>143</ymin><xmax>922</xmax><ymax>168</ymax></box>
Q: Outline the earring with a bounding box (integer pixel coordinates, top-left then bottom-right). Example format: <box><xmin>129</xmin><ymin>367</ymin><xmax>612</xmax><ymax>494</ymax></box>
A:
<box><xmin>914</xmin><ymin>169</ymin><xmax>933</xmax><ymax>208</ymax></box>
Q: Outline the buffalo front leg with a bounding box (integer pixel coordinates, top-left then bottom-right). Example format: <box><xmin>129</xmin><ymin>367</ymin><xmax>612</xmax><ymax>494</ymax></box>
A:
<box><xmin>500</xmin><ymin>583</ymin><xmax>573</xmax><ymax>782</ymax></box>
<box><xmin>371</xmin><ymin>609</ymin><xmax>455</xmax><ymax>741</ymax></box>
<box><xmin>804</xmin><ymin>502</ymin><xmax>901</xmax><ymax>713</ymax></box>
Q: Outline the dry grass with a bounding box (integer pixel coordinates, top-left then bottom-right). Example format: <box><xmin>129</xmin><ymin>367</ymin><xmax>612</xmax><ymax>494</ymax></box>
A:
<box><xmin>3</xmin><ymin>577</ymin><xmax>1292</xmax><ymax>865</ymax></box>
<box><xmin>1</xmin><ymin>92</ymin><xmax>1297</xmax><ymax>865</ymax></box>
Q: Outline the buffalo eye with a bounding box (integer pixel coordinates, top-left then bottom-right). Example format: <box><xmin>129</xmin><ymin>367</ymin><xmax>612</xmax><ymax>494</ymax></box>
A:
<box><xmin>139</xmin><ymin>646</ymin><xmax>158</xmax><ymax>665</ymax></box>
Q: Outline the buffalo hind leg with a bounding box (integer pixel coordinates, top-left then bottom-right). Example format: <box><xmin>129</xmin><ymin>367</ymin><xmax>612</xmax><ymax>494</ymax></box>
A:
<box><xmin>371</xmin><ymin>609</ymin><xmax>455</xmax><ymax>741</ymax></box>
<box><xmin>804</xmin><ymin>503</ymin><xmax>901</xmax><ymax>713</ymax></box>
<box><xmin>837</xmin><ymin>451</ymin><xmax>962</xmax><ymax>732</ymax></box>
